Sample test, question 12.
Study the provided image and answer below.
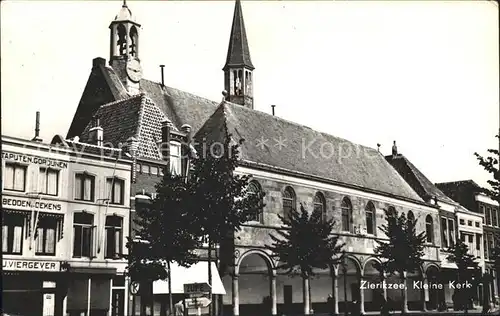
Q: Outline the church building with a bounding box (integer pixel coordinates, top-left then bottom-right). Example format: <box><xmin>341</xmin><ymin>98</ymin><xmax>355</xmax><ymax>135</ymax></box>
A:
<box><xmin>65</xmin><ymin>1</ymin><xmax>460</xmax><ymax>315</ymax></box>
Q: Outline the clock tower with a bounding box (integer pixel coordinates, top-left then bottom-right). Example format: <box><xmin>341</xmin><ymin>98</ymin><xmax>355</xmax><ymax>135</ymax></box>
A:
<box><xmin>109</xmin><ymin>1</ymin><xmax>143</xmax><ymax>95</ymax></box>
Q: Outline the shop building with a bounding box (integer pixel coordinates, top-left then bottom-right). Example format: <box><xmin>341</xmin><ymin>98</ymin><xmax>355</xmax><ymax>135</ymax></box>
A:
<box><xmin>2</xmin><ymin>131</ymin><xmax>133</xmax><ymax>316</ymax></box>
<box><xmin>386</xmin><ymin>153</ymin><xmax>485</xmax><ymax>309</ymax></box>
<box><xmin>437</xmin><ymin>180</ymin><xmax>500</xmax><ymax>305</ymax></box>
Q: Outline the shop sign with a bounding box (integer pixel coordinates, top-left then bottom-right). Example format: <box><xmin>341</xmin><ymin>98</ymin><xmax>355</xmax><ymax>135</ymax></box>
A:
<box><xmin>3</xmin><ymin>259</ymin><xmax>61</xmax><ymax>272</ymax></box>
<box><xmin>2</xmin><ymin>197</ymin><xmax>63</xmax><ymax>212</ymax></box>
<box><xmin>2</xmin><ymin>152</ymin><xmax>68</xmax><ymax>169</ymax></box>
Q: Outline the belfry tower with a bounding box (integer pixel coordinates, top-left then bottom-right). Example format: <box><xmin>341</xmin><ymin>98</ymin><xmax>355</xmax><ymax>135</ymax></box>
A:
<box><xmin>109</xmin><ymin>1</ymin><xmax>143</xmax><ymax>95</ymax></box>
<box><xmin>223</xmin><ymin>0</ymin><xmax>255</xmax><ymax>109</ymax></box>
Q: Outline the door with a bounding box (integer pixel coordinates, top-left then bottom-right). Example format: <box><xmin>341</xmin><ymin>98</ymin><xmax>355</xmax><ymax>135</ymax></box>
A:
<box><xmin>111</xmin><ymin>289</ymin><xmax>125</xmax><ymax>316</ymax></box>
<box><xmin>284</xmin><ymin>285</ymin><xmax>293</xmax><ymax>314</ymax></box>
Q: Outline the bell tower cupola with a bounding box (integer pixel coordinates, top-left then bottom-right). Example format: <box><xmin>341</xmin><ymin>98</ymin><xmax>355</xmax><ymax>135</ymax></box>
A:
<box><xmin>109</xmin><ymin>0</ymin><xmax>143</xmax><ymax>95</ymax></box>
<box><xmin>223</xmin><ymin>0</ymin><xmax>254</xmax><ymax>109</ymax></box>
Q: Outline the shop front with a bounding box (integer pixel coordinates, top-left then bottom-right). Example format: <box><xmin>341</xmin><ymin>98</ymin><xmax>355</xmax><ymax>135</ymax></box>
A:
<box><xmin>2</xmin><ymin>259</ymin><xmax>65</xmax><ymax>316</ymax></box>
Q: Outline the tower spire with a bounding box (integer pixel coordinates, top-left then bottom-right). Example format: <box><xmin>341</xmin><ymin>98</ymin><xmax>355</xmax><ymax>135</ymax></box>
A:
<box><xmin>223</xmin><ymin>0</ymin><xmax>255</xmax><ymax>109</ymax></box>
<box><xmin>224</xmin><ymin>0</ymin><xmax>254</xmax><ymax>70</ymax></box>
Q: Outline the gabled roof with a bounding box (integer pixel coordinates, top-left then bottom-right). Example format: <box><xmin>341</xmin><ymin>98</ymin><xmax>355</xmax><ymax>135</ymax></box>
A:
<box><xmin>79</xmin><ymin>93</ymin><xmax>167</xmax><ymax>160</ymax></box>
<box><xmin>195</xmin><ymin>101</ymin><xmax>424</xmax><ymax>202</ymax></box>
<box><xmin>223</xmin><ymin>0</ymin><xmax>254</xmax><ymax>70</ymax></box>
<box><xmin>139</xmin><ymin>79</ymin><xmax>219</xmax><ymax>134</ymax></box>
<box><xmin>385</xmin><ymin>154</ymin><xmax>457</xmax><ymax>205</ymax></box>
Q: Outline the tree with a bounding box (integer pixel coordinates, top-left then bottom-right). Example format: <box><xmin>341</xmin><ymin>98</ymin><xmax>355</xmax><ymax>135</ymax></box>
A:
<box><xmin>126</xmin><ymin>171</ymin><xmax>202</xmax><ymax>315</ymax></box>
<box><xmin>266</xmin><ymin>204</ymin><xmax>345</xmax><ymax>315</ymax></box>
<box><xmin>187</xmin><ymin>131</ymin><xmax>266</xmax><ymax>316</ymax></box>
<box><xmin>445</xmin><ymin>239</ymin><xmax>479</xmax><ymax>313</ymax></box>
<box><xmin>374</xmin><ymin>208</ymin><xmax>426</xmax><ymax>314</ymax></box>
<box><xmin>474</xmin><ymin>134</ymin><xmax>500</xmax><ymax>203</ymax></box>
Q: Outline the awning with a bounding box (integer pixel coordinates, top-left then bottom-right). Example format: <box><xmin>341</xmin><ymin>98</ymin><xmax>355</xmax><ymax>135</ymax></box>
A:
<box><xmin>153</xmin><ymin>262</ymin><xmax>226</xmax><ymax>295</ymax></box>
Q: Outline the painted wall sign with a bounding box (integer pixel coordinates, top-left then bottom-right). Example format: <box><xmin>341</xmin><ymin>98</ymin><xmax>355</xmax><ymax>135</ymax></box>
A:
<box><xmin>2</xmin><ymin>152</ymin><xmax>68</xmax><ymax>169</ymax></box>
<box><xmin>3</xmin><ymin>259</ymin><xmax>61</xmax><ymax>272</ymax></box>
<box><xmin>2</xmin><ymin>197</ymin><xmax>62</xmax><ymax>211</ymax></box>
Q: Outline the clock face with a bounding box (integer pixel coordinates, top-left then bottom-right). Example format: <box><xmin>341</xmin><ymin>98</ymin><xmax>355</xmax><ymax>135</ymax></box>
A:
<box><xmin>126</xmin><ymin>59</ymin><xmax>143</xmax><ymax>83</ymax></box>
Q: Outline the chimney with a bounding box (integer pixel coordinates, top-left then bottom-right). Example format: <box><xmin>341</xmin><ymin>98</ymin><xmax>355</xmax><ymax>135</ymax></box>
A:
<box><xmin>160</xmin><ymin>65</ymin><xmax>165</xmax><ymax>86</ymax></box>
<box><xmin>89</xmin><ymin>115</ymin><xmax>104</xmax><ymax>146</ymax></box>
<box><xmin>181</xmin><ymin>124</ymin><xmax>192</xmax><ymax>144</ymax></box>
<box><xmin>392</xmin><ymin>140</ymin><xmax>398</xmax><ymax>158</ymax></box>
<box><xmin>271</xmin><ymin>105</ymin><xmax>276</xmax><ymax>116</ymax></box>
<box><xmin>93</xmin><ymin>57</ymin><xmax>106</xmax><ymax>69</ymax></box>
<box><xmin>161</xmin><ymin>119</ymin><xmax>173</xmax><ymax>161</ymax></box>
<box><xmin>32</xmin><ymin>111</ymin><xmax>43</xmax><ymax>142</ymax></box>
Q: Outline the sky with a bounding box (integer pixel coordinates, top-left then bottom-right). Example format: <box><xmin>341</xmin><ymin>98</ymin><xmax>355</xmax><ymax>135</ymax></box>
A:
<box><xmin>1</xmin><ymin>0</ymin><xmax>498</xmax><ymax>188</ymax></box>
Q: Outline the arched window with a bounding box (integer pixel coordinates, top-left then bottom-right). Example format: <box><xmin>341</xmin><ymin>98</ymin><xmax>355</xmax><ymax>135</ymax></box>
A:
<box><xmin>117</xmin><ymin>24</ymin><xmax>127</xmax><ymax>56</ymax></box>
<box><xmin>365</xmin><ymin>202</ymin><xmax>376</xmax><ymax>235</ymax></box>
<box><xmin>408</xmin><ymin>211</ymin><xmax>415</xmax><ymax>224</ymax></box>
<box><xmin>129</xmin><ymin>26</ymin><xmax>138</xmax><ymax>57</ymax></box>
<box><xmin>247</xmin><ymin>181</ymin><xmax>264</xmax><ymax>224</ymax></box>
<box><xmin>282</xmin><ymin>186</ymin><xmax>296</xmax><ymax>222</ymax></box>
<box><xmin>313</xmin><ymin>192</ymin><xmax>326</xmax><ymax>222</ymax></box>
<box><xmin>426</xmin><ymin>215</ymin><xmax>434</xmax><ymax>243</ymax></box>
<box><xmin>341</xmin><ymin>197</ymin><xmax>353</xmax><ymax>232</ymax></box>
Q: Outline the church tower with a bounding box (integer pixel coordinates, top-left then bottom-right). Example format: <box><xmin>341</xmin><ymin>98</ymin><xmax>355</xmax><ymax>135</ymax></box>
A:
<box><xmin>109</xmin><ymin>1</ymin><xmax>143</xmax><ymax>95</ymax></box>
<box><xmin>223</xmin><ymin>0</ymin><xmax>254</xmax><ymax>109</ymax></box>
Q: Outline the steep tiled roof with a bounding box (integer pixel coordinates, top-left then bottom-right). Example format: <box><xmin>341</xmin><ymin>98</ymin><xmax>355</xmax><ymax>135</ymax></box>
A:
<box><xmin>79</xmin><ymin>94</ymin><xmax>167</xmax><ymax>160</ymax></box>
<box><xmin>140</xmin><ymin>79</ymin><xmax>219</xmax><ymax>134</ymax></box>
<box><xmin>195</xmin><ymin>102</ymin><xmax>423</xmax><ymax>202</ymax></box>
<box><xmin>224</xmin><ymin>0</ymin><xmax>254</xmax><ymax>70</ymax></box>
<box><xmin>386</xmin><ymin>154</ymin><xmax>457</xmax><ymax>205</ymax></box>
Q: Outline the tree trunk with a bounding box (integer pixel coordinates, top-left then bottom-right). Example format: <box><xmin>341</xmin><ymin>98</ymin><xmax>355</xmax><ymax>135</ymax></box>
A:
<box><xmin>303</xmin><ymin>275</ymin><xmax>310</xmax><ymax>315</ymax></box>
<box><xmin>401</xmin><ymin>271</ymin><xmax>408</xmax><ymax>314</ymax></box>
<box><xmin>208</xmin><ymin>238</ymin><xmax>213</xmax><ymax>316</ymax></box>
<box><xmin>168</xmin><ymin>261</ymin><xmax>174</xmax><ymax>316</ymax></box>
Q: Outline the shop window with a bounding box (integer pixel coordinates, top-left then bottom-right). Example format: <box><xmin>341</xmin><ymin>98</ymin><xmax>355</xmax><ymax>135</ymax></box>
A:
<box><xmin>35</xmin><ymin>216</ymin><xmax>57</xmax><ymax>255</ymax></box>
<box><xmin>4</xmin><ymin>163</ymin><xmax>27</xmax><ymax>192</ymax></box>
<box><xmin>2</xmin><ymin>213</ymin><xmax>24</xmax><ymax>254</ymax></box>
<box><xmin>73</xmin><ymin>212</ymin><xmax>95</xmax><ymax>258</ymax></box>
<box><xmin>105</xmin><ymin>215</ymin><xmax>123</xmax><ymax>259</ymax></box>
<box><xmin>106</xmin><ymin>177</ymin><xmax>125</xmax><ymax>205</ymax></box>
<box><xmin>75</xmin><ymin>173</ymin><xmax>95</xmax><ymax>201</ymax></box>
<box><xmin>39</xmin><ymin>168</ymin><xmax>59</xmax><ymax>196</ymax></box>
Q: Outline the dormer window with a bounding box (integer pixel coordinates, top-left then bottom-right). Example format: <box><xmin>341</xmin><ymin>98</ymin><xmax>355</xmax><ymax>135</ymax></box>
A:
<box><xmin>170</xmin><ymin>141</ymin><xmax>182</xmax><ymax>176</ymax></box>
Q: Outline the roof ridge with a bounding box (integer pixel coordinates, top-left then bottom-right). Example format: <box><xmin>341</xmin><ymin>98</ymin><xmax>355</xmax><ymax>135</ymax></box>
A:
<box><xmin>100</xmin><ymin>93</ymin><xmax>144</xmax><ymax>109</ymax></box>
